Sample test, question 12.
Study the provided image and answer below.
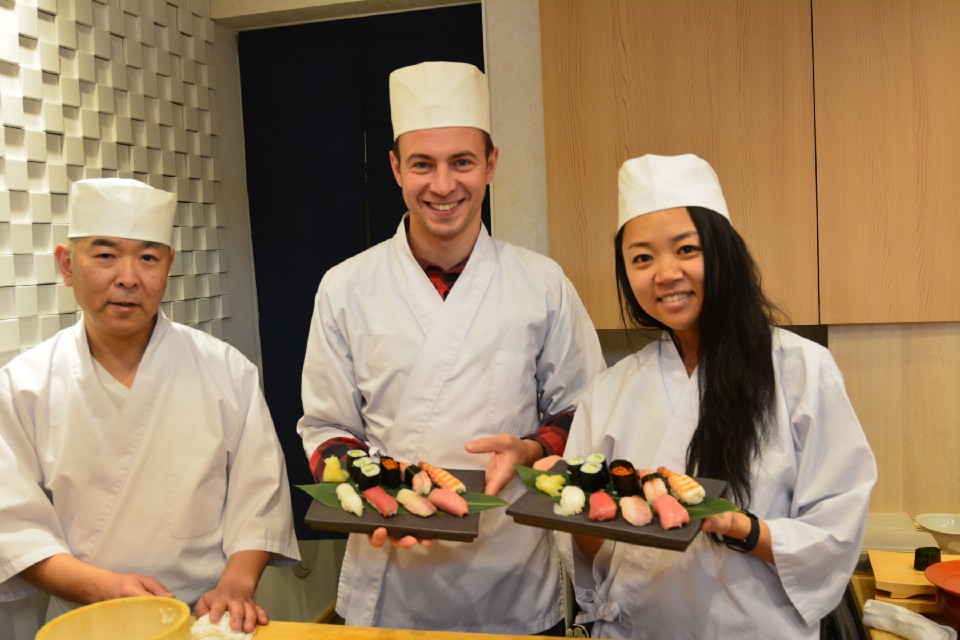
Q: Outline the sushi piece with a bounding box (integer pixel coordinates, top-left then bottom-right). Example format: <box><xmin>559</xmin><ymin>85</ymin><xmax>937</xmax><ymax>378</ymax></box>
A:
<box><xmin>357</xmin><ymin>463</ymin><xmax>381</xmax><ymax>491</ymax></box>
<box><xmin>346</xmin><ymin>449</ymin><xmax>368</xmax><ymax>465</ymax></box>
<box><xmin>428</xmin><ymin>488</ymin><xmax>469</xmax><ymax>517</ymax></box>
<box><xmin>619</xmin><ymin>495</ymin><xmax>653</xmax><ymax>526</ymax></box>
<box><xmin>418</xmin><ymin>461</ymin><xmax>466</xmax><ymax>494</ymax></box>
<box><xmin>400</xmin><ymin>463</ymin><xmax>433</xmax><ymax>495</ymax></box>
<box><xmin>588</xmin><ymin>490</ymin><xmax>617</xmax><ymax>521</ymax></box>
<box><xmin>380</xmin><ymin>456</ymin><xmax>402</xmax><ymax>489</ymax></box>
<box><xmin>585</xmin><ymin>452</ymin><xmax>610</xmax><ymax>485</ymax></box>
<box><xmin>336</xmin><ymin>482</ymin><xmax>364</xmax><ymax>517</ymax></box>
<box><xmin>579</xmin><ymin>461</ymin><xmax>607</xmax><ymax>493</ymax></box>
<box><xmin>535</xmin><ymin>473</ymin><xmax>566</xmax><ymax>498</ymax></box>
<box><xmin>362</xmin><ymin>486</ymin><xmax>398</xmax><ymax>517</ymax></box>
<box><xmin>321</xmin><ymin>455</ymin><xmax>350</xmax><ymax>483</ymax></box>
<box><xmin>610</xmin><ymin>459</ymin><xmax>639</xmax><ymax>497</ymax></box>
<box><xmin>350</xmin><ymin>456</ymin><xmax>374</xmax><ymax>483</ymax></box>
<box><xmin>396</xmin><ymin>488</ymin><xmax>437</xmax><ymax>517</ymax></box>
<box><xmin>639</xmin><ymin>469</ymin><xmax>668</xmax><ymax>503</ymax></box>
<box><xmin>553</xmin><ymin>485</ymin><xmax>586</xmax><ymax>516</ymax></box>
<box><xmin>565</xmin><ymin>456</ymin><xmax>586</xmax><ymax>487</ymax></box>
<box><xmin>653</xmin><ymin>493</ymin><xmax>690</xmax><ymax>530</ymax></box>
<box><xmin>657</xmin><ymin>466</ymin><xmax>706</xmax><ymax>505</ymax></box>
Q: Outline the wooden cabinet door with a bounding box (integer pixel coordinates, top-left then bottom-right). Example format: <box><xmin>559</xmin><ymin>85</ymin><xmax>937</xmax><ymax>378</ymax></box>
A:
<box><xmin>540</xmin><ymin>0</ymin><xmax>818</xmax><ymax>328</ymax></box>
<box><xmin>814</xmin><ymin>0</ymin><xmax>960</xmax><ymax>323</ymax></box>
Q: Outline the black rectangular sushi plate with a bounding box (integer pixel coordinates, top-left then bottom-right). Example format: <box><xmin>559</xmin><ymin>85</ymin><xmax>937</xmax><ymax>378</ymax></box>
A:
<box><xmin>304</xmin><ymin>469</ymin><xmax>485</xmax><ymax>542</ymax></box>
<box><xmin>506</xmin><ymin>463</ymin><xmax>727</xmax><ymax>551</ymax></box>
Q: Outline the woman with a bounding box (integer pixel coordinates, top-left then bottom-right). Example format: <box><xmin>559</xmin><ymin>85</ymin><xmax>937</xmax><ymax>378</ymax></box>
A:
<box><xmin>554</xmin><ymin>154</ymin><xmax>876</xmax><ymax>639</ymax></box>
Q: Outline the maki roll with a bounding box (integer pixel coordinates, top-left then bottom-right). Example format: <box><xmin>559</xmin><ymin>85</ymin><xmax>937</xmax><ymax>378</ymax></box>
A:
<box><xmin>357</xmin><ymin>462</ymin><xmax>381</xmax><ymax>491</ymax></box>
<box><xmin>585</xmin><ymin>452</ymin><xmax>610</xmax><ymax>486</ymax></box>
<box><xmin>380</xmin><ymin>456</ymin><xmax>402</xmax><ymax>489</ymax></box>
<box><xmin>579</xmin><ymin>461</ymin><xmax>607</xmax><ymax>493</ymax></box>
<box><xmin>610</xmin><ymin>459</ymin><xmax>639</xmax><ymax>497</ymax></box>
<box><xmin>350</xmin><ymin>456</ymin><xmax>373</xmax><ymax>484</ymax></box>
<box><xmin>346</xmin><ymin>449</ymin><xmax>368</xmax><ymax>464</ymax></box>
<box><xmin>566</xmin><ymin>456</ymin><xmax>586</xmax><ymax>487</ymax></box>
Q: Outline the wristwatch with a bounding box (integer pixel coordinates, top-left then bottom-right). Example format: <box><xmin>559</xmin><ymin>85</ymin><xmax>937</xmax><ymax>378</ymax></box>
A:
<box><xmin>723</xmin><ymin>510</ymin><xmax>760</xmax><ymax>553</ymax></box>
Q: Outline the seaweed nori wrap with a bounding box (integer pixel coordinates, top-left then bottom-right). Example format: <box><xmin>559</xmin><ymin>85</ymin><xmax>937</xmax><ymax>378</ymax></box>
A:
<box><xmin>402</xmin><ymin>463</ymin><xmax>423</xmax><ymax>488</ymax></box>
<box><xmin>610</xmin><ymin>459</ymin><xmax>639</xmax><ymax>496</ymax></box>
<box><xmin>585</xmin><ymin>452</ymin><xmax>610</xmax><ymax>486</ymax></box>
<box><xmin>566</xmin><ymin>456</ymin><xmax>585</xmax><ymax>487</ymax></box>
<box><xmin>357</xmin><ymin>463</ymin><xmax>381</xmax><ymax>490</ymax></box>
<box><xmin>580</xmin><ymin>461</ymin><xmax>606</xmax><ymax>493</ymax></box>
<box><xmin>350</xmin><ymin>456</ymin><xmax>373</xmax><ymax>484</ymax></box>
<box><xmin>380</xmin><ymin>456</ymin><xmax>402</xmax><ymax>488</ymax></box>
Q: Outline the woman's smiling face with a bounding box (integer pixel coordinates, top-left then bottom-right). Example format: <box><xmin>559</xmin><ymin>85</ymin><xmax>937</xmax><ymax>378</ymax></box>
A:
<box><xmin>621</xmin><ymin>207</ymin><xmax>704</xmax><ymax>347</ymax></box>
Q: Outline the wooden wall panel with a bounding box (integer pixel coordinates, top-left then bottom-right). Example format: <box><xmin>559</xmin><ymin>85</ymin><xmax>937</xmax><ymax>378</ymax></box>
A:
<box><xmin>830</xmin><ymin>323</ymin><xmax>960</xmax><ymax>514</ymax></box>
<box><xmin>540</xmin><ymin>0</ymin><xmax>818</xmax><ymax>329</ymax></box>
<box><xmin>814</xmin><ymin>0</ymin><xmax>960</xmax><ymax>323</ymax></box>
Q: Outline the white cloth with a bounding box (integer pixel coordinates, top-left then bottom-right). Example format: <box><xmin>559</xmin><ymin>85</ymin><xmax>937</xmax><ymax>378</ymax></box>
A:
<box><xmin>0</xmin><ymin>312</ymin><xmax>300</xmax><ymax>610</ymax></box>
<box><xmin>862</xmin><ymin>599</ymin><xmax>957</xmax><ymax>640</ymax></box>
<box><xmin>617</xmin><ymin>154</ymin><xmax>729</xmax><ymax>229</ymax></box>
<box><xmin>298</xmin><ymin>216</ymin><xmax>605</xmax><ymax>633</ymax></box>
<box><xmin>191</xmin><ymin>612</ymin><xmax>253</xmax><ymax>640</ymax></box>
<box><xmin>557</xmin><ymin>328</ymin><xmax>877</xmax><ymax>639</ymax></box>
<box><xmin>67</xmin><ymin>178</ymin><xmax>177</xmax><ymax>246</ymax></box>
<box><xmin>389</xmin><ymin>61</ymin><xmax>490</xmax><ymax>138</ymax></box>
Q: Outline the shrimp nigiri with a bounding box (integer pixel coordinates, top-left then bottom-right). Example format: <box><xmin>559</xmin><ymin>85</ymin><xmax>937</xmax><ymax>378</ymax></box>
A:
<box><xmin>418</xmin><ymin>461</ymin><xmax>467</xmax><ymax>494</ymax></box>
<box><xmin>657</xmin><ymin>466</ymin><xmax>706</xmax><ymax>505</ymax></box>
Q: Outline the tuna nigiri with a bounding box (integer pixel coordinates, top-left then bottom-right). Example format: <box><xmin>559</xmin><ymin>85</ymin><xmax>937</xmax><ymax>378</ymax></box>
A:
<box><xmin>396</xmin><ymin>488</ymin><xmax>437</xmax><ymax>517</ymax></box>
<box><xmin>336</xmin><ymin>482</ymin><xmax>364</xmax><ymax>517</ymax></box>
<box><xmin>657</xmin><ymin>466</ymin><xmax>705</xmax><ymax>505</ymax></box>
<box><xmin>638</xmin><ymin>469</ymin><xmax>668</xmax><ymax>503</ymax></box>
<box><xmin>418</xmin><ymin>462</ymin><xmax>467</xmax><ymax>494</ymax></box>
<box><xmin>588</xmin><ymin>490</ymin><xmax>618</xmax><ymax>521</ymax></box>
<box><xmin>428</xmin><ymin>488</ymin><xmax>469</xmax><ymax>517</ymax></box>
<box><xmin>619</xmin><ymin>495</ymin><xmax>653</xmax><ymax>526</ymax></box>
<box><xmin>553</xmin><ymin>485</ymin><xmax>586</xmax><ymax>516</ymax></box>
<box><xmin>362</xmin><ymin>486</ymin><xmax>398</xmax><ymax>517</ymax></box>
<box><xmin>653</xmin><ymin>493</ymin><xmax>690</xmax><ymax>530</ymax></box>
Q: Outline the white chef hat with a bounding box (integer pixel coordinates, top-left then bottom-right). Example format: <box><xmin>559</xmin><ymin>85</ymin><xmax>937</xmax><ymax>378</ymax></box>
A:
<box><xmin>618</xmin><ymin>154</ymin><xmax>729</xmax><ymax>230</ymax></box>
<box><xmin>390</xmin><ymin>61</ymin><xmax>491</xmax><ymax>140</ymax></box>
<box><xmin>67</xmin><ymin>178</ymin><xmax>177</xmax><ymax>246</ymax></box>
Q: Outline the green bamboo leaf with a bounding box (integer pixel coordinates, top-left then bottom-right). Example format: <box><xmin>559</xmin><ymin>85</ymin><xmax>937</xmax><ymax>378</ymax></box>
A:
<box><xmin>297</xmin><ymin>483</ymin><xmax>508</xmax><ymax>515</ymax></box>
<box><xmin>514</xmin><ymin>464</ymin><xmax>550</xmax><ymax>491</ymax></box>
<box><xmin>684</xmin><ymin>496</ymin><xmax>740</xmax><ymax>520</ymax></box>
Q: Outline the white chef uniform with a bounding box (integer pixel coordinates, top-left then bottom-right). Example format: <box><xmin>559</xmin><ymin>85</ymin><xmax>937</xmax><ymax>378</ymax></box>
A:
<box><xmin>298</xmin><ymin>216</ymin><xmax>605</xmax><ymax>633</ymax></box>
<box><xmin>557</xmin><ymin>328</ymin><xmax>877</xmax><ymax>639</ymax></box>
<box><xmin>0</xmin><ymin>311</ymin><xmax>300</xmax><ymax>614</ymax></box>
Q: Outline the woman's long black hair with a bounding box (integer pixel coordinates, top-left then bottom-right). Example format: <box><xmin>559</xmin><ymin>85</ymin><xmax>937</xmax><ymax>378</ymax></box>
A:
<box><xmin>615</xmin><ymin>206</ymin><xmax>782</xmax><ymax>507</ymax></box>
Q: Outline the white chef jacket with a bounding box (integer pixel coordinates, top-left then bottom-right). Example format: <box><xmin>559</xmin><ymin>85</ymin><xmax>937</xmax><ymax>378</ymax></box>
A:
<box><xmin>0</xmin><ymin>311</ymin><xmax>300</xmax><ymax>612</ymax></box>
<box><xmin>298</xmin><ymin>217</ymin><xmax>605</xmax><ymax>633</ymax></box>
<box><xmin>558</xmin><ymin>328</ymin><xmax>876</xmax><ymax>640</ymax></box>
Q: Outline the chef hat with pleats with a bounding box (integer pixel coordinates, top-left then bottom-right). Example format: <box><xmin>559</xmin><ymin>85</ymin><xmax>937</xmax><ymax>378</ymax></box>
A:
<box><xmin>390</xmin><ymin>61</ymin><xmax>491</xmax><ymax>140</ymax></box>
<box><xmin>68</xmin><ymin>178</ymin><xmax>177</xmax><ymax>246</ymax></box>
<box><xmin>618</xmin><ymin>154</ymin><xmax>729</xmax><ymax>230</ymax></box>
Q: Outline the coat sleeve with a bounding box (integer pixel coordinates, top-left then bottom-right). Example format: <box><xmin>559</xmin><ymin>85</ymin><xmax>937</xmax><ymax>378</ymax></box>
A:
<box><xmin>0</xmin><ymin>375</ymin><xmax>72</xmax><ymax>601</ymax></box>
<box><xmin>766</xmin><ymin>347</ymin><xmax>877</xmax><ymax>626</ymax></box>
<box><xmin>221</xmin><ymin>356</ymin><xmax>300</xmax><ymax>565</ymax></box>
<box><xmin>297</xmin><ymin>279</ymin><xmax>368</xmax><ymax>462</ymax></box>
<box><xmin>535</xmin><ymin>274</ymin><xmax>606</xmax><ymax>422</ymax></box>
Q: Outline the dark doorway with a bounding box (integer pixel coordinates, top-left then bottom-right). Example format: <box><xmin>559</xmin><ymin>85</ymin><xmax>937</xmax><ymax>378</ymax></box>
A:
<box><xmin>238</xmin><ymin>4</ymin><xmax>486</xmax><ymax>538</ymax></box>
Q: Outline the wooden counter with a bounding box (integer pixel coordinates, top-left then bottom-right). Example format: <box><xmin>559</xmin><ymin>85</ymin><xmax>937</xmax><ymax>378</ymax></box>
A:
<box><xmin>254</xmin><ymin>621</ymin><xmax>552</xmax><ymax>639</ymax></box>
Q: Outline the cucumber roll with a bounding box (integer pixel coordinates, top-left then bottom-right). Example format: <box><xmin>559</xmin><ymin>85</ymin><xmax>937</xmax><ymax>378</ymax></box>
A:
<box><xmin>579</xmin><ymin>461</ymin><xmax>607</xmax><ymax>493</ymax></box>
<box><xmin>357</xmin><ymin>463</ymin><xmax>381</xmax><ymax>491</ymax></box>
<box><xmin>350</xmin><ymin>456</ymin><xmax>374</xmax><ymax>483</ymax></box>
<box><xmin>380</xmin><ymin>456</ymin><xmax>402</xmax><ymax>489</ymax></box>
<box><xmin>566</xmin><ymin>456</ymin><xmax>586</xmax><ymax>487</ymax></box>
<box><xmin>585</xmin><ymin>452</ymin><xmax>610</xmax><ymax>486</ymax></box>
<box><xmin>610</xmin><ymin>459</ymin><xmax>639</xmax><ymax>497</ymax></box>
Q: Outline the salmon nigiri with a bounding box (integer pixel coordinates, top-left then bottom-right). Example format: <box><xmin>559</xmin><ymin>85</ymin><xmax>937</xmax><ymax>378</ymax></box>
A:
<box><xmin>418</xmin><ymin>461</ymin><xmax>467</xmax><ymax>494</ymax></box>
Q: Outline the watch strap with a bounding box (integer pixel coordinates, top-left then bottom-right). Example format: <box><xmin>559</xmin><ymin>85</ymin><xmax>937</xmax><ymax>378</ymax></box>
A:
<box><xmin>723</xmin><ymin>510</ymin><xmax>760</xmax><ymax>553</ymax></box>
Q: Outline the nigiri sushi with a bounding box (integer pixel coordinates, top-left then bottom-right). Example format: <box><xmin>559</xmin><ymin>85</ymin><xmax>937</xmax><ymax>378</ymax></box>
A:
<box><xmin>428</xmin><ymin>488</ymin><xmax>469</xmax><ymax>517</ymax></box>
<box><xmin>396</xmin><ymin>488</ymin><xmax>437</xmax><ymax>517</ymax></box>
<box><xmin>401</xmin><ymin>463</ymin><xmax>433</xmax><ymax>496</ymax></box>
<box><xmin>588</xmin><ymin>490</ymin><xmax>617</xmax><ymax>521</ymax></box>
<box><xmin>653</xmin><ymin>493</ymin><xmax>690</xmax><ymax>530</ymax></box>
<box><xmin>336</xmin><ymin>482</ymin><xmax>364</xmax><ymax>517</ymax></box>
<box><xmin>657</xmin><ymin>466</ymin><xmax>705</xmax><ymax>505</ymax></box>
<box><xmin>553</xmin><ymin>485</ymin><xmax>586</xmax><ymax>516</ymax></box>
<box><xmin>619</xmin><ymin>495</ymin><xmax>653</xmax><ymax>526</ymax></box>
<box><xmin>362</xmin><ymin>486</ymin><xmax>398</xmax><ymax>517</ymax></box>
<box><xmin>610</xmin><ymin>459</ymin><xmax>639</xmax><ymax>497</ymax></box>
<box><xmin>419</xmin><ymin>462</ymin><xmax>466</xmax><ymax>494</ymax></box>
<box><xmin>639</xmin><ymin>469</ymin><xmax>668</xmax><ymax>503</ymax></box>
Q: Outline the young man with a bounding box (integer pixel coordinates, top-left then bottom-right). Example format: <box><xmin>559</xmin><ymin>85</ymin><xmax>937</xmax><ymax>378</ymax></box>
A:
<box><xmin>0</xmin><ymin>179</ymin><xmax>299</xmax><ymax>634</ymax></box>
<box><xmin>297</xmin><ymin>61</ymin><xmax>605</xmax><ymax>634</ymax></box>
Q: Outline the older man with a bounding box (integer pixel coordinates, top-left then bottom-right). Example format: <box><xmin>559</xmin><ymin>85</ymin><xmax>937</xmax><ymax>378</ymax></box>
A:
<box><xmin>0</xmin><ymin>178</ymin><xmax>299</xmax><ymax>634</ymax></box>
<box><xmin>297</xmin><ymin>61</ymin><xmax>605</xmax><ymax>634</ymax></box>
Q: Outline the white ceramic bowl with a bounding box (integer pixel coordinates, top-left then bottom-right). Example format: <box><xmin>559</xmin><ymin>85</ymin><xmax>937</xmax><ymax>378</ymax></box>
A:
<box><xmin>916</xmin><ymin>513</ymin><xmax>960</xmax><ymax>552</ymax></box>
